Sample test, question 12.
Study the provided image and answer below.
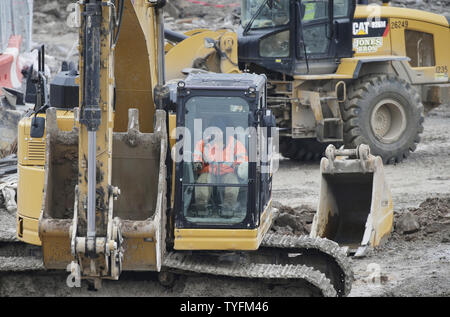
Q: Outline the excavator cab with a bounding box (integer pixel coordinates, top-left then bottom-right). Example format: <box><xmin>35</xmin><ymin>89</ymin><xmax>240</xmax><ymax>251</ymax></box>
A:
<box><xmin>172</xmin><ymin>73</ymin><xmax>276</xmax><ymax>250</ymax></box>
<box><xmin>239</xmin><ymin>0</ymin><xmax>356</xmax><ymax>75</ymax></box>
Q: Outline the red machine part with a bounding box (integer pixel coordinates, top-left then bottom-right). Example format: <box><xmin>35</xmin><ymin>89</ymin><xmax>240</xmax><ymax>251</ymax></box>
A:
<box><xmin>0</xmin><ymin>35</ymin><xmax>23</xmax><ymax>95</ymax></box>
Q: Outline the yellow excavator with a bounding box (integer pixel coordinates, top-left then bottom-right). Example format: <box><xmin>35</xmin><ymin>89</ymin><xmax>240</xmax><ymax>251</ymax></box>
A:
<box><xmin>14</xmin><ymin>0</ymin><xmax>394</xmax><ymax>295</ymax></box>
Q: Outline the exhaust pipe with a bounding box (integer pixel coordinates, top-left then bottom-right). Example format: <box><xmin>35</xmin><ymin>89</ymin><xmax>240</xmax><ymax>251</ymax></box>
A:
<box><xmin>164</xmin><ymin>28</ymin><xmax>188</xmax><ymax>43</ymax></box>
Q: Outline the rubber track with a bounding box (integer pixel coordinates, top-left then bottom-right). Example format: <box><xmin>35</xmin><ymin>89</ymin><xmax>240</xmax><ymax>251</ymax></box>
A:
<box><xmin>163</xmin><ymin>251</ymin><xmax>337</xmax><ymax>297</ymax></box>
<box><xmin>0</xmin><ymin>242</ymin><xmax>336</xmax><ymax>296</ymax></box>
<box><xmin>1</xmin><ymin>237</ymin><xmax>352</xmax><ymax>297</ymax></box>
<box><xmin>261</xmin><ymin>233</ymin><xmax>354</xmax><ymax>296</ymax></box>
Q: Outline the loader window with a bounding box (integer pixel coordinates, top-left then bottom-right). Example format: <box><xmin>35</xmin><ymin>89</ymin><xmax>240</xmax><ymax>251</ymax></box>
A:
<box><xmin>241</xmin><ymin>0</ymin><xmax>290</xmax><ymax>30</ymax></box>
<box><xmin>303</xmin><ymin>24</ymin><xmax>330</xmax><ymax>54</ymax></box>
<box><xmin>260</xmin><ymin>30</ymin><xmax>290</xmax><ymax>57</ymax></box>
<box><xmin>301</xmin><ymin>0</ymin><xmax>329</xmax><ymax>21</ymax></box>
<box><xmin>181</xmin><ymin>96</ymin><xmax>251</xmax><ymax>225</ymax></box>
<box><xmin>405</xmin><ymin>30</ymin><xmax>435</xmax><ymax>67</ymax></box>
<box><xmin>300</xmin><ymin>0</ymin><xmax>332</xmax><ymax>55</ymax></box>
<box><xmin>301</xmin><ymin>0</ymin><xmax>349</xmax><ymax>21</ymax></box>
<box><xmin>333</xmin><ymin>0</ymin><xmax>350</xmax><ymax>18</ymax></box>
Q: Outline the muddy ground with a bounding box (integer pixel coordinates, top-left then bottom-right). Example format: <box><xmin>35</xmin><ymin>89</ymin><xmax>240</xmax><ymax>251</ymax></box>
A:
<box><xmin>274</xmin><ymin>106</ymin><xmax>450</xmax><ymax>297</ymax></box>
<box><xmin>0</xmin><ymin>0</ymin><xmax>449</xmax><ymax>297</ymax></box>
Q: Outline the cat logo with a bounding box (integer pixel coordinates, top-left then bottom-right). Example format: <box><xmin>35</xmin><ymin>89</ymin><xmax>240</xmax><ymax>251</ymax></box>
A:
<box><xmin>353</xmin><ymin>20</ymin><xmax>388</xmax><ymax>37</ymax></box>
<box><xmin>353</xmin><ymin>21</ymin><xmax>370</xmax><ymax>36</ymax></box>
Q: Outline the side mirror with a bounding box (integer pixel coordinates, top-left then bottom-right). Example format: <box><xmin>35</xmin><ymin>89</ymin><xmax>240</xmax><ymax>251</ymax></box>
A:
<box><xmin>30</xmin><ymin>116</ymin><xmax>45</xmax><ymax>138</ymax></box>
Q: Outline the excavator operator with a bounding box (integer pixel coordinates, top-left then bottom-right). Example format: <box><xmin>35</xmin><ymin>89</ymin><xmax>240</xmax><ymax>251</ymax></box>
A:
<box><xmin>192</xmin><ymin>118</ymin><xmax>248</xmax><ymax>213</ymax></box>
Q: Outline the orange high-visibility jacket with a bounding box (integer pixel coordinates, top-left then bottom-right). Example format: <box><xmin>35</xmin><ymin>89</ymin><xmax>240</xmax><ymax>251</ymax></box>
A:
<box><xmin>193</xmin><ymin>136</ymin><xmax>248</xmax><ymax>175</ymax></box>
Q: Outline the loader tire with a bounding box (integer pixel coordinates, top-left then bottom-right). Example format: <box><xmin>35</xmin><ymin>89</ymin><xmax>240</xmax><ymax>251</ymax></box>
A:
<box><xmin>280</xmin><ymin>137</ymin><xmax>328</xmax><ymax>161</ymax></box>
<box><xmin>341</xmin><ymin>74</ymin><xmax>424</xmax><ymax>164</ymax></box>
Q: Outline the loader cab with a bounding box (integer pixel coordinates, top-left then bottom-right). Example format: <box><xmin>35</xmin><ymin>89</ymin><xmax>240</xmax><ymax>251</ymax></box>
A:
<box><xmin>238</xmin><ymin>0</ymin><xmax>356</xmax><ymax>76</ymax></box>
<box><xmin>173</xmin><ymin>73</ymin><xmax>276</xmax><ymax>250</ymax></box>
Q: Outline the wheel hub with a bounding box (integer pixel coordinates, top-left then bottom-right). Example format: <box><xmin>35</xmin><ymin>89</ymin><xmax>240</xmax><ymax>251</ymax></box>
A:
<box><xmin>371</xmin><ymin>99</ymin><xmax>406</xmax><ymax>143</ymax></box>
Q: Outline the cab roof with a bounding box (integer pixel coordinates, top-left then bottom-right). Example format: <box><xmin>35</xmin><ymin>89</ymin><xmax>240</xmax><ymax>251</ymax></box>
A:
<box><xmin>355</xmin><ymin>5</ymin><xmax>449</xmax><ymax>28</ymax></box>
<box><xmin>183</xmin><ymin>73</ymin><xmax>266</xmax><ymax>91</ymax></box>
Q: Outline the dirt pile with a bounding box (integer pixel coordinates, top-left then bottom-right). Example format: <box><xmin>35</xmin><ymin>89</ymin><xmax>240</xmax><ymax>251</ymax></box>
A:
<box><xmin>164</xmin><ymin>0</ymin><xmax>240</xmax><ymax>33</ymax></box>
<box><xmin>393</xmin><ymin>197</ymin><xmax>450</xmax><ymax>243</ymax></box>
<box><xmin>271</xmin><ymin>201</ymin><xmax>315</xmax><ymax>235</ymax></box>
<box><xmin>390</xmin><ymin>0</ymin><xmax>450</xmax><ymax>15</ymax></box>
<box><xmin>271</xmin><ymin>196</ymin><xmax>450</xmax><ymax>244</ymax></box>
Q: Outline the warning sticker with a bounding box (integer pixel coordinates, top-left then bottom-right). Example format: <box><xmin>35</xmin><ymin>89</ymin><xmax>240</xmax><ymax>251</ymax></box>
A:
<box><xmin>435</xmin><ymin>72</ymin><xmax>449</xmax><ymax>81</ymax></box>
<box><xmin>353</xmin><ymin>37</ymin><xmax>383</xmax><ymax>54</ymax></box>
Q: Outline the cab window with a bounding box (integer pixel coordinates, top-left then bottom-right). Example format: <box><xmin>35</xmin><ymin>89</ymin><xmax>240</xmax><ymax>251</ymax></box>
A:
<box><xmin>405</xmin><ymin>30</ymin><xmax>436</xmax><ymax>67</ymax></box>
<box><xmin>241</xmin><ymin>0</ymin><xmax>290</xmax><ymax>30</ymax></box>
<box><xmin>181</xmin><ymin>96</ymin><xmax>251</xmax><ymax>225</ymax></box>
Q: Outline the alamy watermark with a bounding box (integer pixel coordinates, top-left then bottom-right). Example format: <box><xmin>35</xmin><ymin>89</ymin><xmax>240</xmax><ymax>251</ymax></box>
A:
<box><xmin>170</xmin><ymin>119</ymin><xmax>280</xmax><ymax>174</ymax></box>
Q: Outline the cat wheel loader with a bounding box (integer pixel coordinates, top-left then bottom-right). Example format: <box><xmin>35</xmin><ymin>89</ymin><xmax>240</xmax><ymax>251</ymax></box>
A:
<box><xmin>164</xmin><ymin>0</ymin><xmax>450</xmax><ymax>164</ymax></box>
<box><xmin>12</xmin><ymin>0</ymin><xmax>396</xmax><ymax>295</ymax></box>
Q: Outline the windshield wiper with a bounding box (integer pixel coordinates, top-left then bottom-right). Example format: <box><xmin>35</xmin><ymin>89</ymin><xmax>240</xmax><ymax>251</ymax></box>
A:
<box><xmin>243</xmin><ymin>0</ymin><xmax>271</xmax><ymax>35</ymax></box>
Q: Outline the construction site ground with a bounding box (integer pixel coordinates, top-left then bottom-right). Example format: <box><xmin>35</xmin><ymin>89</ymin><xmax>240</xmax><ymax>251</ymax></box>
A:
<box><xmin>0</xmin><ymin>0</ymin><xmax>449</xmax><ymax>297</ymax></box>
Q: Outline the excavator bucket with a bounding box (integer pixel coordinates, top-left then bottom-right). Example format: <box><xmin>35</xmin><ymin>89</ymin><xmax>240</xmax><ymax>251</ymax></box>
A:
<box><xmin>111</xmin><ymin>108</ymin><xmax>168</xmax><ymax>272</ymax></box>
<box><xmin>310</xmin><ymin>144</ymin><xmax>393</xmax><ymax>255</ymax></box>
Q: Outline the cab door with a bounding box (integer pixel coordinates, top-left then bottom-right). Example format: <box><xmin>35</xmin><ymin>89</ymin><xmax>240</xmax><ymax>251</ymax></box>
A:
<box><xmin>295</xmin><ymin>0</ymin><xmax>356</xmax><ymax>75</ymax></box>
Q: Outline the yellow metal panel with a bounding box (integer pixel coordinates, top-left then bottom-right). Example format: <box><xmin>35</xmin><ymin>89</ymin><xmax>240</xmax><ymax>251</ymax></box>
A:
<box><xmin>165</xmin><ymin>30</ymin><xmax>239</xmax><ymax>81</ymax></box>
<box><xmin>335</xmin><ymin>58</ymin><xmax>359</xmax><ymax>78</ymax></box>
<box><xmin>130</xmin><ymin>0</ymin><xmax>161</xmax><ymax>99</ymax></box>
<box><xmin>16</xmin><ymin>214</ymin><xmax>41</xmax><ymax>246</ymax></box>
<box><xmin>174</xmin><ymin>228</ymin><xmax>260</xmax><ymax>250</ymax></box>
<box><xmin>354</xmin><ymin>6</ymin><xmax>449</xmax><ymax>80</ymax></box>
<box><xmin>165</xmin><ymin>30</ymin><xmax>222</xmax><ymax>81</ymax></box>
<box><xmin>18</xmin><ymin>111</ymin><xmax>75</xmax><ymax>166</ymax></box>
<box><xmin>168</xmin><ymin>113</ymin><xmax>177</xmax><ymax>149</ymax></box>
<box><xmin>121</xmin><ymin>238</ymin><xmax>157</xmax><ymax>271</ymax></box>
<box><xmin>390</xmin><ymin>17</ymin><xmax>450</xmax><ymax>83</ymax></box>
<box><xmin>174</xmin><ymin>202</ymin><xmax>273</xmax><ymax>251</ymax></box>
<box><xmin>355</xmin><ymin>6</ymin><xmax>449</xmax><ymax>28</ymax></box>
<box><xmin>114</xmin><ymin>89</ymin><xmax>154</xmax><ymax>133</ymax></box>
<box><xmin>369</xmin><ymin>157</ymin><xmax>394</xmax><ymax>246</ymax></box>
<box><xmin>372</xmin><ymin>199</ymin><xmax>394</xmax><ymax>246</ymax></box>
<box><xmin>169</xmin><ymin>113</ymin><xmax>177</xmax><ymax>207</ymax></box>
<box><xmin>54</xmin><ymin>110</ymin><xmax>77</xmax><ymax>131</ymax></box>
<box><xmin>18</xmin><ymin>116</ymin><xmax>45</xmax><ymax>166</ymax></box>
<box><xmin>16</xmin><ymin>110</ymin><xmax>75</xmax><ymax>245</ymax></box>
<box><xmin>41</xmin><ymin>235</ymin><xmax>72</xmax><ymax>269</ymax></box>
<box><xmin>17</xmin><ymin>165</ymin><xmax>44</xmax><ymax>219</ymax></box>
<box><xmin>114</xmin><ymin>0</ymin><xmax>155</xmax><ymax>133</ymax></box>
